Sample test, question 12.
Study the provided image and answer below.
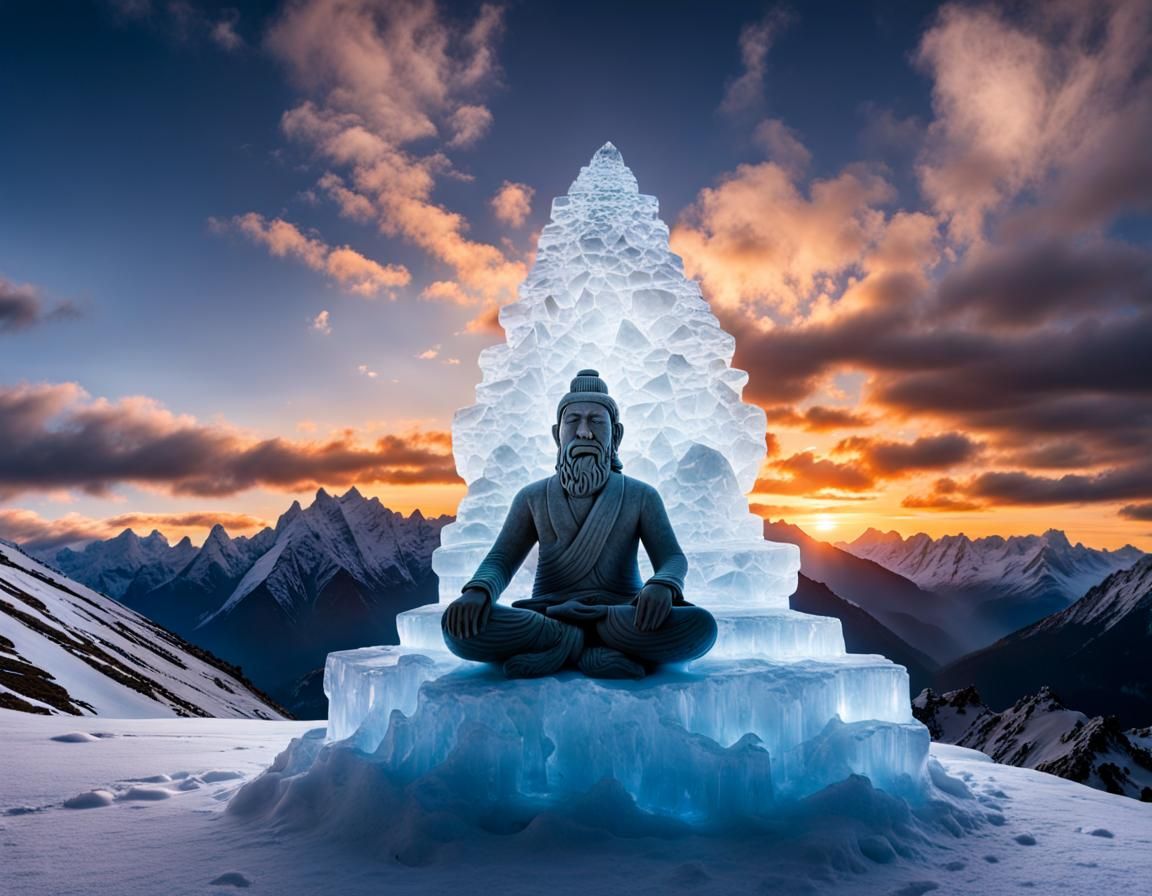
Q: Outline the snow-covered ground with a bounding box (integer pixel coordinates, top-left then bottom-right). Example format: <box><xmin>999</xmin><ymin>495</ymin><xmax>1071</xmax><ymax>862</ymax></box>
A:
<box><xmin>2</xmin><ymin>709</ymin><xmax>1149</xmax><ymax>895</ymax></box>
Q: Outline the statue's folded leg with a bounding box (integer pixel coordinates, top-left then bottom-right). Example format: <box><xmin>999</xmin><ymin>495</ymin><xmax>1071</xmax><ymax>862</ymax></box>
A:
<box><xmin>441</xmin><ymin>604</ymin><xmax>583</xmax><ymax>677</ymax></box>
<box><xmin>596</xmin><ymin>605</ymin><xmax>717</xmax><ymax>664</ymax></box>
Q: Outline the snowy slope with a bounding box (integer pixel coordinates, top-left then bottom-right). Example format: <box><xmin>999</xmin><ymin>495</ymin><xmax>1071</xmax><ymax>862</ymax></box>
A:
<box><xmin>937</xmin><ymin>556</ymin><xmax>1152</xmax><ymax>725</ymax></box>
<box><xmin>35</xmin><ymin>490</ymin><xmax>452</xmax><ymax>703</ymax></box>
<box><xmin>914</xmin><ymin>686</ymin><xmax>1152</xmax><ymax>800</ymax></box>
<box><xmin>841</xmin><ymin>528</ymin><xmax>1143</xmax><ymax>640</ymax></box>
<box><xmin>0</xmin><ymin>541</ymin><xmax>284</xmax><ymax>719</ymax></box>
<box><xmin>3</xmin><ymin>710</ymin><xmax>1150</xmax><ymax>896</ymax></box>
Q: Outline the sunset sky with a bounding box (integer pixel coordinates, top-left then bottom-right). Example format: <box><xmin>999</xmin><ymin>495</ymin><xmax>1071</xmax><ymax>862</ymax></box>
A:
<box><xmin>1</xmin><ymin>0</ymin><xmax>1150</xmax><ymax>552</ymax></box>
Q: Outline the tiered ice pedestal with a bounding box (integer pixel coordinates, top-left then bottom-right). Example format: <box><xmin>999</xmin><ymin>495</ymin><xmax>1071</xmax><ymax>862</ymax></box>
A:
<box><xmin>324</xmin><ymin>603</ymin><xmax>930</xmax><ymax>819</ymax></box>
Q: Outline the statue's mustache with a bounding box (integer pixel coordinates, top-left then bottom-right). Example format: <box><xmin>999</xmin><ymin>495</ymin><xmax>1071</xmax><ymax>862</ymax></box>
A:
<box><xmin>566</xmin><ymin>438</ymin><xmax>602</xmax><ymax>459</ymax></box>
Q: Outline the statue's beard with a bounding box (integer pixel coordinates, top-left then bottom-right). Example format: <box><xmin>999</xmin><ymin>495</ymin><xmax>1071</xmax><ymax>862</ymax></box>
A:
<box><xmin>557</xmin><ymin>439</ymin><xmax>611</xmax><ymax>497</ymax></box>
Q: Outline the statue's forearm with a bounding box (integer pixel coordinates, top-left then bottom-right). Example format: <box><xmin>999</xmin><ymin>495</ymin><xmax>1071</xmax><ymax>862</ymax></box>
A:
<box><xmin>461</xmin><ymin>492</ymin><xmax>538</xmax><ymax>601</ymax></box>
<box><xmin>639</xmin><ymin>488</ymin><xmax>687</xmax><ymax>600</ymax></box>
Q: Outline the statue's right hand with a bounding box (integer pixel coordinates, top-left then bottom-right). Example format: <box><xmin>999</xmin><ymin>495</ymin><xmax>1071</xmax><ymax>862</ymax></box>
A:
<box><xmin>444</xmin><ymin>588</ymin><xmax>491</xmax><ymax>639</ymax></box>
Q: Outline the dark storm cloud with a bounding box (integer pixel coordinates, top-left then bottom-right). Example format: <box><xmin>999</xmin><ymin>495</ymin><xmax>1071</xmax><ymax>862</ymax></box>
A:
<box><xmin>934</xmin><ymin>239</ymin><xmax>1152</xmax><ymax>327</ymax></box>
<box><xmin>764</xmin><ymin>405</ymin><xmax>873</xmax><ymax>431</ymax></box>
<box><xmin>0</xmin><ymin>382</ymin><xmax>460</xmax><ymax>499</ymax></box>
<box><xmin>1119</xmin><ymin>503</ymin><xmax>1152</xmax><ymax>522</ymax></box>
<box><xmin>837</xmin><ymin>433</ymin><xmax>981</xmax><ymax>476</ymax></box>
<box><xmin>966</xmin><ymin>462</ymin><xmax>1152</xmax><ymax>507</ymax></box>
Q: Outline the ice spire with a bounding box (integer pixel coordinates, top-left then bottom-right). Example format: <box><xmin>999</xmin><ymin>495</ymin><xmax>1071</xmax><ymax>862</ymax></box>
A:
<box><xmin>433</xmin><ymin>143</ymin><xmax>796</xmax><ymax>607</ymax></box>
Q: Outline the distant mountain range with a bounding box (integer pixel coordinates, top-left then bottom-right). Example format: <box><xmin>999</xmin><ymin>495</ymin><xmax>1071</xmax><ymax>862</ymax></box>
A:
<box><xmin>937</xmin><ymin>555</ymin><xmax>1152</xmax><ymax>727</ymax></box>
<box><xmin>840</xmin><ymin>528</ymin><xmax>1143</xmax><ymax>643</ymax></box>
<box><xmin>39</xmin><ymin>488</ymin><xmax>449</xmax><ymax>704</ymax></box>
<box><xmin>765</xmin><ymin>520</ymin><xmax>967</xmax><ymax>662</ymax></box>
<box><xmin>789</xmin><ymin>573</ymin><xmax>938</xmax><ymax>693</ymax></box>
<box><xmin>914</xmin><ymin>685</ymin><xmax>1152</xmax><ymax>801</ymax></box>
<box><xmin>0</xmin><ymin>539</ymin><xmax>283</xmax><ymax>719</ymax></box>
<box><xmin>32</xmin><ymin>507</ymin><xmax>1149</xmax><ymax>731</ymax></box>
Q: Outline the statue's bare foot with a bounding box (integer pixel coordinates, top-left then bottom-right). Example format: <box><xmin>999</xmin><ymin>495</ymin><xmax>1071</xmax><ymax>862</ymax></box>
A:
<box><xmin>503</xmin><ymin>621</ymin><xmax>583</xmax><ymax>678</ymax></box>
<box><xmin>578</xmin><ymin>647</ymin><xmax>646</xmax><ymax>680</ymax></box>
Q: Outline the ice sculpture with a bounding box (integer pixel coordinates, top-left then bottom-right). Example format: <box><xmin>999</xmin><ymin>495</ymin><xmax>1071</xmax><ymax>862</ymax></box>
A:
<box><xmin>318</xmin><ymin>144</ymin><xmax>930</xmax><ymax>818</ymax></box>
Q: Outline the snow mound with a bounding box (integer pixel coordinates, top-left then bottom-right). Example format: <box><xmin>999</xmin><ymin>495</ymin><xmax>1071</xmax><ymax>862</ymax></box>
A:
<box><xmin>230</xmin><ymin>726</ymin><xmax>980</xmax><ymax>869</ymax></box>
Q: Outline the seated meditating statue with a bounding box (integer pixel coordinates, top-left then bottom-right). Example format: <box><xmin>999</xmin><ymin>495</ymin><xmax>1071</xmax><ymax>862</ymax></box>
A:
<box><xmin>442</xmin><ymin>369</ymin><xmax>718</xmax><ymax>679</ymax></box>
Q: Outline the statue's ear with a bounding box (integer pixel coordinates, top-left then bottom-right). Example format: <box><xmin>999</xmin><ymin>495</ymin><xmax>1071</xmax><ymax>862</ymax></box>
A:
<box><xmin>552</xmin><ymin>423</ymin><xmax>560</xmax><ymax>447</ymax></box>
<box><xmin>613</xmin><ymin>421</ymin><xmax>624</xmax><ymax>449</ymax></box>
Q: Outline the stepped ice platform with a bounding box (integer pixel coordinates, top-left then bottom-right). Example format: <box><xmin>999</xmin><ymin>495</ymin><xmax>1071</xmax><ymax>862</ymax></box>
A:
<box><xmin>313</xmin><ymin>143</ymin><xmax>932</xmax><ymax>824</ymax></box>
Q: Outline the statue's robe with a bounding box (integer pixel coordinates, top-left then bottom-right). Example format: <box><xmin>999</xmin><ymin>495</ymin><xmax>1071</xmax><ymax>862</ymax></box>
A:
<box><xmin>443</xmin><ymin>472</ymin><xmax>716</xmax><ymax>671</ymax></box>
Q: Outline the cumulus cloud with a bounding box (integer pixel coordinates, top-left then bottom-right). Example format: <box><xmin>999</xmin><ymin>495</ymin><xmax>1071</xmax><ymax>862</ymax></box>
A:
<box><xmin>671</xmin><ymin>161</ymin><xmax>895</xmax><ymax>320</ymax></box>
<box><xmin>222</xmin><ymin>213</ymin><xmax>410</xmax><ymax>297</ymax></box>
<box><xmin>0</xmin><ymin>276</ymin><xmax>80</xmax><ymax>333</ymax></box>
<box><xmin>0</xmin><ymin>382</ymin><xmax>459</xmax><ymax>499</ymax></box>
<box><xmin>262</xmin><ymin>0</ymin><xmax>526</xmax><ymax>307</ymax></box>
<box><xmin>311</xmin><ymin>309</ymin><xmax>332</xmax><ymax>334</ymax></box>
<box><xmin>490</xmin><ymin>180</ymin><xmax>534</xmax><ymax>227</ymax></box>
<box><xmin>752</xmin><ymin>118</ymin><xmax>810</xmax><ymax>174</ymax></box>
<box><xmin>671</xmin><ymin>2</ymin><xmax>1152</xmax><ymax>531</ymax></box>
<box><xmin>916</xmin><ymin>1</ymin><xmax>1152</xmax><ymax>243</ymax></box>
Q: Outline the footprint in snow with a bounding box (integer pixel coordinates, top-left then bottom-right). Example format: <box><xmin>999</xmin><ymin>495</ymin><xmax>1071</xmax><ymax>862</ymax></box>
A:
<box><xmin>1013</xmin><ymin>833</ymin><xmax>1037</xmax><ymax>846</ymax></box>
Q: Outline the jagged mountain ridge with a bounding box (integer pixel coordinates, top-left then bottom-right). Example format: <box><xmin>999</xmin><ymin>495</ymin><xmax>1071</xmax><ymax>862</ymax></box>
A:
<box><xmin>936</xmin><ymin>555</ymin><xmax>1152</xmax><ymax>726</ymax></box>
<box><xmin>913</xmin><ymin>685</ymin><xmax>1152</xmax><ymax>801</ymax></box>
<box><xmin>50</xmin><ymin>528</ymin><xmax>198</xmax><ymax>606</ymax></box>
<box><xmin>789</xmin><ymin>573</ymin><xmax>938</xmax><ymax>694</ymax></box>
<box><xmin>36</xmin><ymin>488</ymin><xmax>450</xmax><ymax>702</ymax></box>
<box><xmin>840</xmin><ymin>527</ymin><xmax>1144</xmax><ymax>641</ymax></box>
<box><xmin>0</xmin><ymin>540</ymin><xmax>284</xmax><ymax>719</ymax></box>
<box><xmin>764</xmin><ymin>520</ymin><xmax>968</xmax><ymax>662</ymax></box>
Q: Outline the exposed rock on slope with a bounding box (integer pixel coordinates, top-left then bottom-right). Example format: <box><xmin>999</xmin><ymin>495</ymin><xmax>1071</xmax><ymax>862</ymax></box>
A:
<box><xmin>936</xmin><ymin>555</ymin><xmax>1152</xmax><ymax>726</ymax></box>
<box><xmin>0</xmin><ymin>540</ymin><xmax>285</xmax><ymax>719</ymax></box>
<box><xmin>914</xmin><ymin>685</ymin><xmax>1152</xmax><ymax>801</ymax></box>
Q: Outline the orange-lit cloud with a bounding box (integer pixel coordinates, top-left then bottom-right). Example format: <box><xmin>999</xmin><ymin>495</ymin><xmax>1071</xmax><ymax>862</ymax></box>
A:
<box><xmin>0</xmin><ymin>381</ymin><xmax>460</xmax><ymax>500</ymax></box>
<box><xmin>490</xmin><ymin>180</ymin><xmax>534</xmax><ymax>227</ymax></box>
<box><xmin>221</xmin><ymin>213</ymin><xmax>409</xmax><ymax>298</ymax></box>
<box><xmin>265</xmin><ymin>0</ymin><xmax>526</xmax><ymax>307</ymax></box>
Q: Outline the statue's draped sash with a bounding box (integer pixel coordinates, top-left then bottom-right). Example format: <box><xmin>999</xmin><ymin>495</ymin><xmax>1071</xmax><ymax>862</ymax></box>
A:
<box><xmin>531</xmin><ymin>473</ymin><xmax>624</xmax><ymax>598</ymax></box>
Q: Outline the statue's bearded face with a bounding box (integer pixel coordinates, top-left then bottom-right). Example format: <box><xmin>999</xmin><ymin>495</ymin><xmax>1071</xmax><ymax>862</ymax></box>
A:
<box><xmin>555</xmin><ymin>400</ymin><xmax>619</xmax><ymax>497</ymax></box>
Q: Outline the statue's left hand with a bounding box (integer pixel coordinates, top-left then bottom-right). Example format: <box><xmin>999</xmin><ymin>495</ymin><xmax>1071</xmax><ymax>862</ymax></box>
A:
<box><xmin>633</xmin><ymin>583</ymin><xmax>673</xmax><ymax>632</ymax></box>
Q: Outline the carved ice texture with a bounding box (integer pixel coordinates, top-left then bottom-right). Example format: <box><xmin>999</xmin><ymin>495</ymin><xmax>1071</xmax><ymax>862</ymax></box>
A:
<box><xmin>316</xmin><ymin>144</ymin><xmax>931</xmax><ymax>820</ymax></box>
<box><xmin>433</xmin><ymin>141</ymin><xmax>795</xmax><ymax>611</ymax></box>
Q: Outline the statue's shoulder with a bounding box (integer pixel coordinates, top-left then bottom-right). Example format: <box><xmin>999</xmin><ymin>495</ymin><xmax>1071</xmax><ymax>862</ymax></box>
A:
<box><xmin>620</xmin><ymin>474</ymin><xmax>663</xmax><ymax>503</ymax></box>
<box><xmin>515</xmin><ymin>477</ymin><xmax>552</xmax><ymax>502</ymax></box>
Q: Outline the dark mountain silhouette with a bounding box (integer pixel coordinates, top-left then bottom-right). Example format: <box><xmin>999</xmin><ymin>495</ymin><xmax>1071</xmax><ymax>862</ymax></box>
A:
<box><xmin>790</xmin><ymin>573</ymin><xmax>938</xmax><ymax>693</ymax></box>
<box><xmin>764</xmin><ymin>520</ymin><xmax>966</xmax><ymax>662</ymax></box>
<box><xmin>936</xmin><ymin>555</ymin><xmax>1152</xmax><ymax>727</ymax></box>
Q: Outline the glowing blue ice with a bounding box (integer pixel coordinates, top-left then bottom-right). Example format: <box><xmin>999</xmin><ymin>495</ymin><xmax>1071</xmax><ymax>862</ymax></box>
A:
<box><xmin>318</xmin><ymin>144</ymin><xmax>932</xmax><ymax>820</ymax></box>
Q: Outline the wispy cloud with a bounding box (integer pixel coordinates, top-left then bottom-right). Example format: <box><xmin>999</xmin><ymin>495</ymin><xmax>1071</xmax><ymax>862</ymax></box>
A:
<box><xmin>0</xmin><ymin>507</ymin><xmax>269</xmax><ymax>552</ymax></box>
<box><xmin>0</xmin><ymin>276</ymin><xmax>80</xmax><ymax>333</ymax></box>
<box><xmin>217</xmin><ymin>213</ymin><xmax>410</xmax><ymax>298</ymax></box>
